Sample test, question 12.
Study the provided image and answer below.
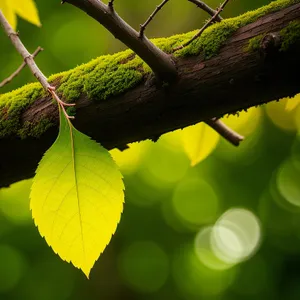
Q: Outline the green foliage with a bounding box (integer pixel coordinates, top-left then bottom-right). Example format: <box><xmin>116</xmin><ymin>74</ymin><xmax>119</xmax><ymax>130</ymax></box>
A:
<box><xmin>30</xmin><ymin>107</ymin><xmax>124</xmax><ymax>277</ymax></box>
<box><xmin>0</xmin><ymin>0</ymin><xmax>40</xmax><ymax>30</ymax></box>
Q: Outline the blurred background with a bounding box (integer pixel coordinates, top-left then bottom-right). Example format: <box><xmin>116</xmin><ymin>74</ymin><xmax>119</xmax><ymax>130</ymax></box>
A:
<box><xmin>1</xmin><ymin>0</ymin><xmax>300</xmax><ymax>299</ymax></box>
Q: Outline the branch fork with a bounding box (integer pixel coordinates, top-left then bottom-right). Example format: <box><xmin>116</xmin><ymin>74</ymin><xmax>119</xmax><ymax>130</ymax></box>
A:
<box><xmin>0</xmin><ymin>10</ymin><xmax>75</xmax><ymax>120</ymax></box>
<box><xmin>1</xmin><ymin>0</ymin><xmax>242</xmax><ymax>147</ymax></box>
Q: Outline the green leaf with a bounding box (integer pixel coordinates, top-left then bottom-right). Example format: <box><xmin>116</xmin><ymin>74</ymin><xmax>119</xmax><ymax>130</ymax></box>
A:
<box><xmin>181</xmin><ymin>123</ymin><xmax>220</xmax><ymax>166</ymax></box>
<box><xmin>285</xmin><ymin>94</ymin><xmax>300</xmax><ymax>112</ymax></box>
<box><xmin>30</xmin><ymin>107</ymin><xmax>124</xmax><ymax>277</ymax></box>
<box><xmin>0</xmin><ymin>0</ymin><xmax>41</xmax><ymax>30</ymax></box>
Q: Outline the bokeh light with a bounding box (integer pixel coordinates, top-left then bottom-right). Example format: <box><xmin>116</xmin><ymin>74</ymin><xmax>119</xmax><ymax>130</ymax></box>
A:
<box><xmin>118</xmin><ymin>241</ymin><xmax>169</xmax><ymax>293</ymax></box>
<box><xmin>110</xmin><ymin>141</ymin><xmax>150</xmax><ymax>175</ymax></box>
<box><xmin>222</xmin><ymin>107</ymin><xmax>262</xmax><ymax>136</ymax></box>
<box><xmin>17</xmin><ymin>256</ymin><xmax>75</xmax><ymax>300</ymax></box>
<box><xmin>139</xmin><ymin>141</ymin><xmax>189</xmax><ymax>189</ymax></box>
<box><xmin>277</xmin><ymin>159</ymin><xmax>300</xmax><ymax>208</ymax></box>
<box><xmin>172</xmin><ymin>178</ymin><xmax>220</xmax><ymax>228</ymax></box>
<box><xmin>173</xmin><ymin>244</ymin><xmax>237</xmax><ymax>298</ymax></box>
<box><xmin>265</xmin><ymin>99</ymin><xmax>297</xmax><ymax>131</ymax></box>
<box><xmin>291</xmin><ymin>135</ymin><xmax>300</xmax><ymax>170</ymax></box>
<box><xmin>49</xmin><ymin>14</ymin><xmax>110</xmax><ymax>67</ymax></box>
<box><xmin>0</xmin><ymin>244</ymin><xmax>27</xmax><ymax>293</ymax></box>
<box><xmin>212</xmin><ymin>208</ymin><xmax>261</xmax><ymax>264</ymax></box>
<box><xmin>0</xmin><ymin>180</ymin><xmax>32</xmax><ymax>224</ymax></box>
<box><xmin>194</xmin><ymin>226</ymin><xmax>234</xmax><ymax>271</ymax></box>
<box><xmin>216</xmin><ymin>107</ymin><xmax>263</xmax><ymax>165</ymax></box>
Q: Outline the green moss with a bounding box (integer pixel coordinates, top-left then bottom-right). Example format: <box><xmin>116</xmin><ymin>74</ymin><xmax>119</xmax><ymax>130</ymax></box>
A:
<box><xmin>246</xmin><ymin>34</ymin><xmax>264</xmax><ymax>52</ymax></box>
<box><xmin>0</xmin><ymin>83</ymin><xmax>44</xmax><ymax>138</ymax></box>
<box><xmin>245</xmin><ymin>20</ymin><xmax>300</xmax><ymax>53</ymax></box>
<box><xmin>0</xmin><ymin>0</ymin><xmax>299</xmax><ymax>139</ymax></box>
<box><xmin>18</xmin><ymin>118</ymin><xmax>54</xmax><ymax>139</ymax></box>
<box><xmin>169</xmin><ymin>0</ymin><xmax>300</xmax><ymax>58</ymax></box>
<box><xmin>55</xmin><ymin>49</ymin><xmax>145</xmax><ymax>102</ymax></box>
<box><xmin>280</xmin><ymin>20</ymin><xmax>300</xmax><ymax>51</ymax></box>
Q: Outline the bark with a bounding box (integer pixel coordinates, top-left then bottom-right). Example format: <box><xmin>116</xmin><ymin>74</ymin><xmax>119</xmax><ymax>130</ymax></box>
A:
<box><xmin>0</xmin><ymin>3</ymin><xmax>300</xmax><ymax>187</ymax></box>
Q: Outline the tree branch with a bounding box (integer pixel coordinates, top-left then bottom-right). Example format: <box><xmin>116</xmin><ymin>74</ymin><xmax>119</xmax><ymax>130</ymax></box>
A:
<box><xmin>0</xmin><ymin>10</ymin><xmax>75</xmax><ymax>123</ymax></box>
<box><xmin>0</xmin><ymin>47</ymin><xmax>43</xmax><ymax>88</ymax></box>
<box><xmin>139</xmin><ymin>0</ymin><xmax>170</xmax><ymax>38</ymax></box>
<box><xmin>206</xmin><ymin>118</ymin><xmax>244</xmax><ymax>146</ymax></box>
<box><xmin>173</xmin><ymin>0</ymin><xmax>230</xmax><ymax>52</ymax></box>
<box><xmin>63</xmin><ymin>0</ymin><xmax>177</xmax><ymax>82</ymax></box>
<box><xmin>108</xmin><ymin>0</ymin><xmax>115</xmax><ymax>9</ymax></box>
<box><xmin>0</xmin><ymin>12</ymin><xmax>49</xmax><ymax>91</ymax></box>
<box><xmin>188</xmin><ymin>0</ymin><xmax>222</xmax><ymax>21</ymax></box>
<box><xmin>0</xmin><ymin>2</ymin><xmax>300</xmax><ymax>187</ymax></box>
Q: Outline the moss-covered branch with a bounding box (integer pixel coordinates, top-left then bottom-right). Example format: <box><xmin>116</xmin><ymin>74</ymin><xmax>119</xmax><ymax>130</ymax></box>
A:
<box><xmin>1</xmin><ymin>0</ymin><xmax>300</xmax><ymax>187</ymax></box>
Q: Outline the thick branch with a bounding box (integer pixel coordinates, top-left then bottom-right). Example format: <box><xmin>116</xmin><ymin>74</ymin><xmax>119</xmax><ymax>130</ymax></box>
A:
<box><xmin>0</xmin><ymin>2</ymin><xmax>300</xmax><ymax>187</ymax></box>
<box><xmin>63</xmin><ymin>0</ymin><xmax>177</xmax><ymax>81</ymax></box>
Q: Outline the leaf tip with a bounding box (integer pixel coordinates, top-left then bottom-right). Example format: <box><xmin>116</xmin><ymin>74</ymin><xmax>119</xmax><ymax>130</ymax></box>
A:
<box><xmin>82</xmin><ymin>267</ymin><xmax>91</xmax><ymax>279</ymax></box>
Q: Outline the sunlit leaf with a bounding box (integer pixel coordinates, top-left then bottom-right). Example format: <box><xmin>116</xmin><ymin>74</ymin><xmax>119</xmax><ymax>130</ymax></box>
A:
<box><xmin>221</xmin><ymin>107</ymin><xmax>262</xmax><ymax>136</ymax></box>
<box><xmin>30</xmin><ymin>107</ymin><xmax>124</xmax><ymax>277</ymax></box>
<box><xmin>0</xmin><ymin>0</ymin><xmax>41</xmax><ymax>29</ymax></box>
<box><xmin>110</xmin><ymin>142</ymin><xmax>150</xmax><ymax>175</ymax></box>
<box><xmin>285</xmin><ymin>94</ymin><xmax>300</xmax><ymax>112</ymax></box>
<box><xmin>0</xmin><ymin>0</ymin><xmax>16</xmax><ymax>29</ymax></box>
<box><xmin>14</xmin><ymin>0</ymin><xmax>41</xmax><ymax>27</ymax></box>
<box><xmin>266</xmin><ymin>99</ymin><xmax>297</xmax><ymax>131</ymax></box>
<box><xmin>181</xmin><ymin>123</ymin><xmax>220</xmax><ymax>166</ymax></box>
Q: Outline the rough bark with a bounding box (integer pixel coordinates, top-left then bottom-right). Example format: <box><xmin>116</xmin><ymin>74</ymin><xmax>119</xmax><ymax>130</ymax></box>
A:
<box><xmin>0</xmin><ymin>3</ymin><xmax>300</xmax><ymax>187</ymax></box>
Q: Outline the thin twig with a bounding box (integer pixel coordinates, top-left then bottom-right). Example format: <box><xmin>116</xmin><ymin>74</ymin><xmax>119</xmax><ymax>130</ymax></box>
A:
<box><xmin>0</xmin><ymin>10</ymin><xmax>75</xmax><ymax>119</ymax></box>
<box><xmin>186</xmin><ymin>0</ymin><xmax>240</xmax><ymax>145</ymax></box>
<box><xmin>188</xmin><ymin>0</ymin><xmax>222</xmax><ymax>21</ymax></box>
<box><xmin>173</xmin><ymin>0</ymin><xmax>230</xmax><ymax>52</ymax></box>
<box><xmin>139</xmin><ymin>0</ymin><xmax>170</xmax><ymax>38</ymax></box>
<box><xmin>206</xmin><ymin>118</ymin><xmax>244</xmax><ymax>146</ymax></box>
<box><xmin>0</xmin><ymin>46</ymin><xmax>43</xmax><ymax>88</ymax></box>
<box><xmin>108</xmin><ymin>0</ymin><xmax>115</xmax><ymax>9</ymax></box>
<box><xmin>65</xmin><ymin>0</ymin><xmax>177</xmax><ymax>82</ymax></box>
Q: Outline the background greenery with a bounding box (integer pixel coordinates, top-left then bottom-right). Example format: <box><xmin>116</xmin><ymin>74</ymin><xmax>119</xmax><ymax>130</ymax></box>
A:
<box><xmin>1</xmin><ymin>0</ymin><xmax>300</xmax><ymax>299</ymax></box>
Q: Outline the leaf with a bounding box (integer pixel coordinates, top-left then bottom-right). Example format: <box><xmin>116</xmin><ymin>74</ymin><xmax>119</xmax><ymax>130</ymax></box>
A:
<box><xmin>0</xmin><ymin>0</ymin><xmax>41</xmax><ymax>30</ymax></box>
<box><xmin>30</xmin><ymin>107</ymin><xmax>124</xmax><ymax>277</ymax></box>
<box><xmin>285</xmin><ymin>94</ymin><xmax>300</xmax><ymax>112</ymax></box>
<box><xmin>266</xmin><ymin>98</ymin><xmax>298</xmax><ymax>131</ymax></box>
<box><xmin>181</xmin><ymin>123</ymin><xmax>220</xmax><ymax>166</ymax></box>
<box><xmin>221</xmin><ymin>107</ymin><xmax>262</xmax><ymax>136</ymax></box>
<box><xmin>0</xmin><ymin>0</ymin><xmax>17</xmax><ymax>29</ymax></box>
